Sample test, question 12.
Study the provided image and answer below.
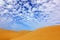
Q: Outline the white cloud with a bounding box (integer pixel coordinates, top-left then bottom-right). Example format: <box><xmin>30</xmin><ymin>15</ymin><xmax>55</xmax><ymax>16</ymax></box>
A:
<box><xmin>0</xmin><ymin>0</ymin><xmax>4</xmax><ymax>5</ymax></box>
<box><xmin>0</xmin><ymin>0</ymin><xmax>60</xmax><ymax>30</ymax></box>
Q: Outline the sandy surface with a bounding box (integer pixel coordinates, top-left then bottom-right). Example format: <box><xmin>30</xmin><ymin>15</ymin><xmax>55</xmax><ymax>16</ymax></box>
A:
<box><xmin>0</xmin><ymin>29</ymin><xmax>31</xmax><ymax>40</ymax></box>
<box><xmin>11</xmin><ymin>25</ymin><xmax>60</xmax><ymax>40</ymax></box>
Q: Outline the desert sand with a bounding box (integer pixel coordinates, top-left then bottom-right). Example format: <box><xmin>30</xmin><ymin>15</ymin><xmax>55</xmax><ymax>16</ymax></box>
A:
<box><xmin>11</xmin><ymin>25</ymin><xmax>60</xmax><ymax>40</ymax></box>
<box><xmin>0</xmin><ymin>29</ymin><xmax>31</xmax><ymax>40</ymax></box>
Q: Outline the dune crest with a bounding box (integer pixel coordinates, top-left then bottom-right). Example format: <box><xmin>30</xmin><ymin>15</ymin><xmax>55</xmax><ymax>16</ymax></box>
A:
<box><xmin>0</xmin><ymin>29</ymin><xmax>31</xmax><ymax>40</ymax></box>
<box><xmin>11</xmin><ymin>25</ymin><xmax>60</xmax><ymax>40</ymax></box>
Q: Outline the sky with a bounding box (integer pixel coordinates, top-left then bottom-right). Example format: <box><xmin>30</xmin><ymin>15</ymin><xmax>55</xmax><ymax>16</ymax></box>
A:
<box><xmin>0</xmin><ymin>0</ymin><xmax>60</xmax><ymax>31</ymax></box>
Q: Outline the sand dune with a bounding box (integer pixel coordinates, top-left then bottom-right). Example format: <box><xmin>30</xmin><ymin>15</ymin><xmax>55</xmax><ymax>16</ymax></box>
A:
<box><xmin>18</xmin><ymin>30</ymin><xmax>31</xmax><ymax>36</ymax></box>
<box><xmin>11</xmin><ymin>25</ymin><xmax>60</xmax><ymax>40</ymax></box>
<box><xmin>0</xmin><ymin>29</ymin><xmax>31</xmax><ymax>40</ymax></box>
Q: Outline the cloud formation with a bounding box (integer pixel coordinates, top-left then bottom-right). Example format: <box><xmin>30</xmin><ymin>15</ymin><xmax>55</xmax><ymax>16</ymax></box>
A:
<box><xmin>0</xmin><ymin>0</ymin><xmax>60</xmax><ymax>30</ymax></box>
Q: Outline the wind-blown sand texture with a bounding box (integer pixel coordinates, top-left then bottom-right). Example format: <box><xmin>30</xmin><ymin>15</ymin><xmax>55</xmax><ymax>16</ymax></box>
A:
<box><xmin>0</xmin><ymin>29</ymin><xmax>30</xmax><ymax>40</ymax></box>
<box><xmin>11</xmin><ymin>25</ymin><xmax>60</xmax><ymax>40</ymax></box>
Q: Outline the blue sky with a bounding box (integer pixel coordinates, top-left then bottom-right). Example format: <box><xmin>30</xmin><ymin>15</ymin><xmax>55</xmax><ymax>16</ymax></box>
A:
<box><xmin>0</xmin><ymin>0</ymin><xmax>60</xmax><ymax>31</ymax></box>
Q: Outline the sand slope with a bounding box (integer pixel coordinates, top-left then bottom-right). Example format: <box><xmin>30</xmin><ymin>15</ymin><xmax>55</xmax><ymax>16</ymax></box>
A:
<box><xmin>18</xmin><ymin>30</ymin><xmax>31</xmax><ymax>36</ymax></box>
<box><xmin>11</xmin><ymin>25</ymin><xmax>60</xmax><ymax>40</ymax></box>
<box><xmin>0</xmin><ymin>29</ymin><xmax>30</xmax><ymax>40</ymax></box>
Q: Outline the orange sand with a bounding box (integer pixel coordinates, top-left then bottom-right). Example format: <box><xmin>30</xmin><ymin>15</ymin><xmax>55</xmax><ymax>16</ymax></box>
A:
<box><xmin>0</xmin><ymin>29</ymin><xmax>30</xmax><ymax>40</ymax></box>
<box><xmin>11</xmin><ymin>25</ymin><xmax>60</xmax><ymax>40</ymax></box>
<box><xmin>18</xmin><ymin>30</ymin><xmax>31</xmax><ymax>36</ymax></box>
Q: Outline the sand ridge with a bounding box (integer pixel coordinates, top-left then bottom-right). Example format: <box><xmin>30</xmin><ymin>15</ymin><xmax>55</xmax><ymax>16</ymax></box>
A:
<box><xmin>0</xmin><ymin>29</ymin><xmax>31</xmax><ymax>40</ymax></box>
<box><xmin>11</xmin><ymin>25</ymin><xmax>60</xmax><ymax>40</ymax></box>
